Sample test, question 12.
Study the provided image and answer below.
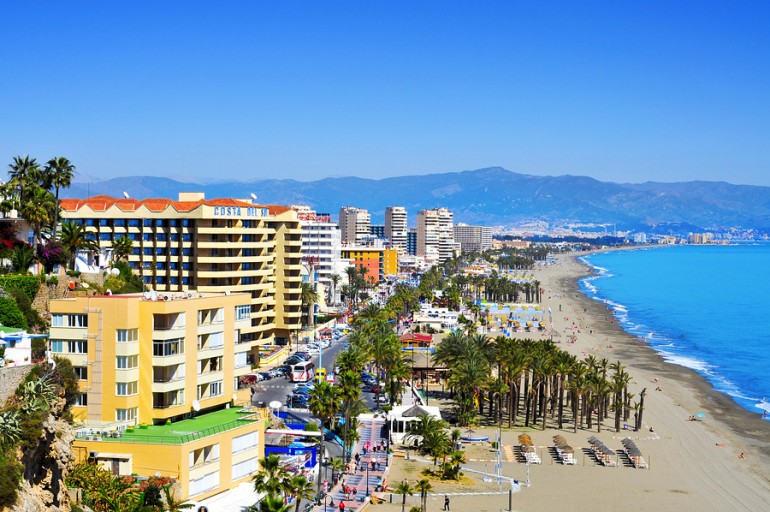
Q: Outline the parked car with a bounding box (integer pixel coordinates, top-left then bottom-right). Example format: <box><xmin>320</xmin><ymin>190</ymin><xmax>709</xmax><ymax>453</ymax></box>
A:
<box><xmin>258</xmin><ymin>372</ymin><xmax>272</xmax><ymax>381</ymax></box>
<box><xmin>295</xmin><ymin>352</ymin><xmax>312</xmax><ymax>361</ymax></box>
<box><xmin>285</xmin><ymin>356</ymin><xmax>303</xmax><ymax>365</ymax></box>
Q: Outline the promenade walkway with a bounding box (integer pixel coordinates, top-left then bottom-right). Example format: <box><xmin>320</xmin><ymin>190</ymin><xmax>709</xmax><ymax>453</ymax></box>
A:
<box><xmin>310</xmin><ymin>384</ymin><xmax>422</xmax><ymax>511</ymax></box>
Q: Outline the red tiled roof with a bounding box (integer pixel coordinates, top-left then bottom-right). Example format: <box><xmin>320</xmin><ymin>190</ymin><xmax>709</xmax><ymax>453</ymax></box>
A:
<box><xmin>400</xmin><ymin>332</ymin><xmax>434</xmax><ymax>343</ymax></box>
<box><xmin>60</xmin><ymin>195</ymin><xmax>289</xmax><ymax>214</ymax></box>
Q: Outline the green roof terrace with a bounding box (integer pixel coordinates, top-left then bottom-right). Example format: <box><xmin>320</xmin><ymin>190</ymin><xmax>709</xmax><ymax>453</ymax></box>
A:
<box><xmin>76</xmin><ymin>406</ymin><xmax>266</xmax><ymax>445</ymax></box>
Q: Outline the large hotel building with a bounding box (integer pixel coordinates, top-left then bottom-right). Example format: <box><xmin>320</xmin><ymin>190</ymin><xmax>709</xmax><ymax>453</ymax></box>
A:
<box><xmin>60</xmin><ymin>193</ymin><xmax>303</xmax><ymax>350</ymax></box>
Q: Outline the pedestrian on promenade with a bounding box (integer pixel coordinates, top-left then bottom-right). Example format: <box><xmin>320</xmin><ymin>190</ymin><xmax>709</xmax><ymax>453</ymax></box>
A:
<box><xmin>444</xmin><ymin>495</ymin><xmax>450</xmax><ymax>511</ymax></box>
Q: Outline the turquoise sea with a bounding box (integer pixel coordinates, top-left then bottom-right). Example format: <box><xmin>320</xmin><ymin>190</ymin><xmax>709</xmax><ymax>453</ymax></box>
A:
<box><xmin>579</xmin><ymin>243</ymin><xmax>770</xmax><ymax>418</ymax></box>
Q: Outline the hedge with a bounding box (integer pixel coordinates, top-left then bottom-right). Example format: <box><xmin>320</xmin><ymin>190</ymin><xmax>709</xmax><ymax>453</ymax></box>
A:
<box><xmin>0</xmin><ymin>275</ymin><xmax>41</xmax><ymax>302</ymax></box>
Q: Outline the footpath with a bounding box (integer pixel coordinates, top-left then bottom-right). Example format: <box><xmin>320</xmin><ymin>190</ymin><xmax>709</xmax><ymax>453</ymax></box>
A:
<box><xmin>310</xmin><ymin>385</ymin><xmax>421</xmax><ymax>511</ymax></box>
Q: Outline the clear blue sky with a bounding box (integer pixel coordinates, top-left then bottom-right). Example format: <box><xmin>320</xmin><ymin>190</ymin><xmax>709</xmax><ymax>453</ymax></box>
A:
<box><xmin>2</xmin><ymin>1</ymin><xmax>769</xmax><ymax>186</ymax></box>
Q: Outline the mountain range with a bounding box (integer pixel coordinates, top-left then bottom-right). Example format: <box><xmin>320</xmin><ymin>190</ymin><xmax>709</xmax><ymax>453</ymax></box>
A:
<box><xmin>65</xmin><ymin>167</ymin><xmax>770</xmax><ymax>234</ymax></box>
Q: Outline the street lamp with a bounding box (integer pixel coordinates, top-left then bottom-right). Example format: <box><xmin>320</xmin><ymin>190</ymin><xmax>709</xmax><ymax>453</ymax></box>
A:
<box><xmin>365</xmin><ymin>462</ymin><xmax>370</xmax><ymax>497</ymax></box>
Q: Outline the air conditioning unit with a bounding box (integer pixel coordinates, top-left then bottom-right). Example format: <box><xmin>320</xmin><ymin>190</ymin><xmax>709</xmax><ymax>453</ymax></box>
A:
<box><xmin>89</xmin><ymin>451</ymin><xmax>98</xmax><ymax>459</ymax></box>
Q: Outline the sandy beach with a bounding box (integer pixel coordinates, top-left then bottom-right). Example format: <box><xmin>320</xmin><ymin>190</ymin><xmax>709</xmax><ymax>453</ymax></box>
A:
<box><xmin>378</xmin><ymin>251</ymin><xmax>770</xmax><ymax>512</ymax></box>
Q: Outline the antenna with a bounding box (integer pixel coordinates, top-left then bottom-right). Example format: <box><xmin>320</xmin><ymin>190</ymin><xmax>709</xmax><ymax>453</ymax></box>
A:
<box><xmin>123</xmin><ymin>191</ymin><xmax>130</xmax><ymax>198</ymax></box>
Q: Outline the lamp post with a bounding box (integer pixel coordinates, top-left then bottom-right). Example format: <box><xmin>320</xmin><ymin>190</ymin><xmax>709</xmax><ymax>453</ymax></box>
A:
<box><xmin>365</xmin><ymin>462</ymin><xmax>370</xmax><ymax>497</ymax></box>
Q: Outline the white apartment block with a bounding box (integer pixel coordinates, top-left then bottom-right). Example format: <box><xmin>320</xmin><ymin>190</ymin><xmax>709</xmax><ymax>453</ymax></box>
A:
<box><xmin>338</xmin><ymin>206</ymin><xmax>371</xmax><ymax>244</ymax></box>
<box><xmin>454</xmin><ymin>223</ymin><xmax>493</xmax><ymax>252</ymax></box>
<box><xmin>291</xmin><ymin>206</ymin><xmax>347</xmax><ymax>303</ymax></box>
<box><xmin>385</xmin><ymin>206</ymin><xmax>408</xmax><ymax>252</ymax></box>
<box><xmin>417</xmin><ymin>207</ymin><xmax>457</xmax><ymax>263</ymax></box>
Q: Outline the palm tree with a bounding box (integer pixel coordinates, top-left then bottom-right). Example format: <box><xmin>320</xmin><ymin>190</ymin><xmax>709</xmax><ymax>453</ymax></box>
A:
<box><xmin>42</xmin><ymin>156</ymin><xmax>76</xmax><ymax>232</ymax></box>
<box><xmin>258</xmin><ymin>495</ymin><xmax>292</xmax><ymax>512</ymax></box>
<box><xmin>329</xmin><ymin>273</ymin><xmax>341</xmax><ymax>305</ymax></box>
<box><xmin>160</xmin><ymin>484</ymin><xmax>194</xmax><ymax>511</ymax></box>
<box><xmin>10</xmin><ymin>244</ymin><xmax>36</xmax><ymax>273</ymax></box>
<box><xmin>7</xmin><ymin>155</ymin><xmax>41</xmax><ymax>206</ymax></box>
<box><xmin>414</xmin><ymin>478</ymin><xmax>433</xmax><ymax>512</ymax></box>
<box><xmin>394</xmin><ymin>480</ymin><xmax>414</xmax><ymax>512</ymax></box>
<box><xmin>300</xmin><ymin>282</ymin><xmax>319</xmax><ymax>329</ymax></box>
<box><xmin>286</xmin><ymin>473</ymin><xmax>315</xmax><ymax>512</ymax></box>
<box><xmin>253</xmin><ymin>454</ymin><xmax>290</xmax><ymax>499</ymax></box>
<box><xmin>308</xmin><ymin>381</ymin><xmax>341</xmax><ymax>493</ymax></box>
<box><xmin>112</xmin><ymin>236</ymin><xmax>134</xmax><ymax>262</ymax></box>
<box><xmin>20</xmin><ymin>186</ymin><xmax>56</xmax><ymax>253</ymax></box>
<box><xmin>59</xmin><ymin>220</ymin><xmax>98</xmax><ymax>270</ymax></box>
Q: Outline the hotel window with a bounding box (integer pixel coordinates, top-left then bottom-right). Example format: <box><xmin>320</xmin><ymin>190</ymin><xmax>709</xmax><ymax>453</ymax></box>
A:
<box><xmin>169</xmin><ymin>219</ymin><xmax>178</xmax><ymax>227</ymax></box>
<box><xmin>209</xmin><ymin>332</ymin><xmax>224</xmax><ymax>349</ymax></box>
<box><xmin>170</xmin><ymin>277</ymin><xmax>179</xmax><ymax>285</ymax></box>
<box><xmin>99</xmin><ymin>233</ymin><xmax>111</xmax><ymax>241</ymax></box>
<box><xmin>99</xmin><ymin>219</ymin><xmax>109</xmax><ymax>226</ymax></box>
<box><xmin>156</xmin><ymin>277</ymin><xmax>167</xmax><ymax>285</ymax></box>
<box><xmin>183</xmin><ymin>219</ymin><xmax>191</xmax><ymax>227</ymax></box>
<box><xmin>50</xmin><ymin>340</ymin><xmax>88</xmax><ymax>354</ymax></box>
<box><xmin>143</xmin><ymin>219</ymin><xmax>152</xmax><ymax>227</ymax></box>
<box><xmin>132</xmin><ymin>247</ymin><xmax>140</xmax><ymax>256</ymax></box>
<box><xmin>116</xmin><ymin>407</ymin><xmax>138</xmax><ymax>422</ymax></box>
<box><xmin>183</xmin><ymin>233</ymin><xmax>191</xmax><ymax>241</ymax></box>
<box><xmin>115</xmin><ymin>329</ymin><xmax>139</xmax><ymax>343</ymax></box>
<box><xmin>116</xmin><ymin>355</ymin><xmax>138</xmax><ymax>369</ymax></box>
<box><xmin>143</xmin><ymin>276</ymin><xmax>151</xmax><ymax>284</ymax></box>
<box><xmin>170</xmin><ymin>248</ymin><xmax>179</xmax><ymax>256</ymax></box>
<box><xmin>73</xmin><ymin>366</ymin><xmax>88</xmax><ymax>380</ymax></box>
<box><xmin>210</xmin><ymin>380</ymin><xmax>223</xmax><ymax>397</ymax></box>
<box><xmin>156</xmin><ymin>219</ymin><xmax>164</xmax><ymax>227</ymax></box>
<box><xmin>129</xmin><ymin>233</ymin><xmax>139</xmax><ymax>241</ymax></box>
<box><xmin>170</xmin><ymin>262</ymin><xmax>178</xmax><ymax>270</ymax></box>
<box><xmin>182</xmin><ymin>262</ymin><xmax>191</xmax><ymax>270</ymax></box>
<box><xmin>51</xmin><ymin>314</ymin><xmax>88</xmax><ymax>328</ymax></box>
<box><xmin>183</xmin><ymin>248</ymin><xmax>191</xmax><ymax>256</ymax></box>
<box><xmin>235</xmin><ymin>305</ymin><xmax>250</xmax><ymax>320</ymax></box>
<box><xmin>116</xmin><ymin>381</ymin><xmax>138</xmax><ymax>396</ymax></box>
<box><xmin>231</xmin><ymin>459</ymin><xmax>258</xmax><ymax>481</ymax></box>
<box><xmin>156</xmin><ymin>262</ymin><xmax>166</xmax><ymax>270</ymax></box>
<box><xmin>114</xmin><ymin>219</ymin><xmax>126</xmax><ymax>228</ymax></box>
<box><xmin>143</xmin><ymin>248</ymin><xmax>153</xmax><ymax>256</ymax></box>
<box><xmin>153</xmin><ymin>338</ymin><xmax>184</xmax><ymax>356</ymax></box>
<box><xmin>156</xmin><ymin>248</ymin><xmax>165</xmax><ymax>256</ymax></box>
<box><xmin>170</xmin><ymin>233</ymin><xmax>179</xmax><ymax>241</ymax></box>
<box><xmin>75</xmin><ymin>393</ymin><xmax>88</xmax><ymax>406</ymax></box>
<box><xmin>143</xmin><ymin>233</ymin><xmax>153</xmax><ymax>241</ymax></box>
<box><xmin>85</xmin><ymin>219</ymin><xmax>96</xmax><ymax>226</ymax></box>
<box><xmin>129</xmin><ymin>219</ymin><xmax>140</xmax><ymax>227</ymax></box>
<box><xmin>156</xmin><ymin>233</ymin><xmax>167</xmax><ymax>242</ymax></box>
<box><xmin>182</xmin><ymin>277</ymin><xmax>190</xmax><ymax>285</ymax></box>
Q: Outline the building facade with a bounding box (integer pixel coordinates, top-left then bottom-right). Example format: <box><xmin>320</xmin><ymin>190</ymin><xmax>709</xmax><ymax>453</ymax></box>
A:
<box><xmin>340</xmin><ymin>245</ymin><xmax>398</xmax><ymax>284</ymax></box>
<box><xmin>453</xmin><ymin>223</ymin><xmax>493</xmax><ymax>252</ymax></box>
<box><xmin>51</xmin><ymin>292</ymin><xmax>268</xmax><ymax>501</ymax></box>
<box><xmin>60</xmin><ymin>193</ymin><xmax>303</xmax><ymax>348</ymax></box>
<box><xmin>416</xmin><ymin>207</ymin><xmax>457</xmax><ymax>263</ymax></box>
<box><xmin>338</xmin><ymin>206</ymin><xmax>370</xmax><ymax>244</ymax></box>
<box><xmin>385</xmin><ymin>206</ymin><xmax>407</xmax><ymax>252</ymax></box>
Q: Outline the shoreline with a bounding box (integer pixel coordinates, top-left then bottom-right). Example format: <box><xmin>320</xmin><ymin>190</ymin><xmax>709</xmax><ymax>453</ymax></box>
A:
<box><xmin>382</xmin><ymin>249</ymin><xmax>770</xmax><ymax>512</ymax></box>
<box><xmin>564</xmin><ymin>249</ymin><xmax>770</xmax><ymax>462</ymax></box>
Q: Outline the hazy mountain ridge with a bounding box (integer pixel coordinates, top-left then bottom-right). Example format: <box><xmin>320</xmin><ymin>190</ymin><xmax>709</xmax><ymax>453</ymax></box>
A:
<box><xmin>63</xmin><ymin>167</ymin><xmax>770</xmax><ymax>233</ymax></box>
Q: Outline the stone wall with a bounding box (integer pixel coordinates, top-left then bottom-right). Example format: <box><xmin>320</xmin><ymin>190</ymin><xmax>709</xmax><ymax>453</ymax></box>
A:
<box><xmin>0</xmin><ymin>365</ymin><xmax>34</xmax><ymax>405</ymax></box>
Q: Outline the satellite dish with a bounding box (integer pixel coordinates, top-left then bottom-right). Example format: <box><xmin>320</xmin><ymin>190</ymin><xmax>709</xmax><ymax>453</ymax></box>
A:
<box><xmin>81</xmin><ymin>282</ymin><xmax>89</xmax><ymax>289</ymax></box>
<box><xmin>123</xmin><ymin>191</ymin><xmax>130</xmax><ymax>198</ymax></box>
<box><xmin>232</xmin><ymin>394</ymin><xmax>238</xmax><ymax>402</ymax></box>
<box><xmin>250</xmin><ymin>192</ymin><xmax>257</xmax><ymax>200</ymax></box>
<box><xmin>192</xmin><ymin>400</ymin><xmax>200</xmax><ymax>412</ymax></box>
<box><xmin>269</xmin><ymin>400</ymin><xmax>282</xmax><ymax>409</ymax></box>
<box><xmin>111</xmin><ymin>267</ymin><xmax>121</xmax><ymax>275</ymax></box>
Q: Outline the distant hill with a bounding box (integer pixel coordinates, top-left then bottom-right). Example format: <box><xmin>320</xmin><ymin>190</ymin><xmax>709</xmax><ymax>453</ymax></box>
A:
<box><xmin>65</xmin><ymin>167</ymin><xmax>770</xmax><ymax>233</ymax></box>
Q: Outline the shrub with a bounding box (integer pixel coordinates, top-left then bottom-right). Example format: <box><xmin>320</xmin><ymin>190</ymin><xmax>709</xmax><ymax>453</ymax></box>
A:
<box><xmin>37</xmin><ymin>241</ymin><xmax>68</xmax><ymax>273</ymax></box>
<box><xmin>8</xmin><ymin>287</ymin><xmax>44</xmax><ymax>331</ymax></box>
<box><xmin>0</xmin><ymin>449</ymin><xmax>22</xmax><ymax>508</ymax></box>
<box><xmin>0</xmin><ymin>296</ymin><xmax>28</xmax><ymax>330</ymax></box>
<box><xmin>0</xmin><ymin>275</ymin><xmax>41</xmax><ymax>302</ymax></box>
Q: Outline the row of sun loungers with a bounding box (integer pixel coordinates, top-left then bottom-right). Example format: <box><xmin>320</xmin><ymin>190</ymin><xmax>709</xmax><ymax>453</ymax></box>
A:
<box><xmin>518</xmin><ymin>434</ymin><xmax>541</xmax><ymax>464</ymax></box>
<box><xmin>587</xmin><ymin>436</ymin><xmax>618</xmax><ymax>467</ymax></box>
<box><xmin>621</xmin><ymin>438</ymin><xmax>649</xmax><ymax>469</ymax></box>
<box><xmin>552</xmin><ymin>435</ymin><xmax>577</xmax><ymax>465</ymax></box>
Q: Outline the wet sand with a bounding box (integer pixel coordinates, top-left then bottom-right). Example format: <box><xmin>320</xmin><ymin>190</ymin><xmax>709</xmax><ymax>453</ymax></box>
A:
<box><xmin>379</xmin><ymin>251</ymin><xmax>770</xmax><ymax>512</ymax></box>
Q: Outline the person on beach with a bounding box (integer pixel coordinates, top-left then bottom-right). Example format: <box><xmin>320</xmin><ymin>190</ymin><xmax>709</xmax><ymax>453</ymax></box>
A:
<box><xmin>444</xmin><ymin>495</ymin><xmax>450</xmax><ymax>511</ymax></box>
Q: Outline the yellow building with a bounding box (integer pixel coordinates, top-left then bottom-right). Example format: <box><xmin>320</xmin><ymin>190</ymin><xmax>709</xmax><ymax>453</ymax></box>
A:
<box><xmin>51</xmin><ymin>291</ymin><xmax>269</xmax><ymax>500</ymax></box>
<box><xmin>60</xmin><ymin>193</ymin><xmax>303</xmax><ymax>353</ymax></box>
<box><xmin>340</xmin><ymin>246</ymin><xmax>398</xmax><ymax>283</ymax></box>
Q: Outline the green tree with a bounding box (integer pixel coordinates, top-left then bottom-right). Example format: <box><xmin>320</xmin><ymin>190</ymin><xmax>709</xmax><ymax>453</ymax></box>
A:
<box><xmin>20</xmin><ymin>186</ymin><xmax>56</xmax><ymax>253</ymax></box>
<box><xmin>300</xmin><ymin>282</ymin><xmax>319</xmax><ymax>329</ymax></box>
<box><xmin>10</xmin><ymin>244</ymin><xmax>36</xmax><ymax>274</ymax></box>
<box><xmin>0</xmin><ymin>295</ymin><xmax>29</xmax><ymax>329</ymax></box>
<box><xmin>253</xmin><ymin>454</ymin><xmax>290</xmax><ymax>499</ymax></box>
<box><xmin>394</xmin><ymin>480</ymin><xmax>414</xmax><ymax>512</ymax></box>
<box><xmin>414</xmin><ymin>479</ymin><xmax>433</xmax><ymax>512</ymax></box>
<box><xmin>160</xmin><ymin>484</ymin><xmax>194</xmax><ymax>511</ymax></box>
<box><xmin>42</xmin><ymin>156</ymin><xmax>76</xmax><ymax>232</ymax></box>
<box><xmin>286</xmin><ymin>473</ymin><xmax>314</xmax><ymax>512</ymax></box>
<box><xmin>112</xmin><ymin>236</ymin><xmax>134</xmax><ymax>262</ymax></box>
<box><xmin>59</xmin><ymin>220</ymin><xmax>98</xmax><ymax>270</ymax></box>
<box><xmin>7</xmin><ymin>155</ymin><xmax>41</xmax><ymax>206</ymax></box>
<box><xmin>308</xmin><ymin>381</ymin><xmax>340</xmax><ymax>493</ymax></box>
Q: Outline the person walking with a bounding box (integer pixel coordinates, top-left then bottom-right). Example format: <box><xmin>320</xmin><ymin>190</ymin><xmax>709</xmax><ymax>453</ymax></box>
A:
<box><xmin>444</xmin><ymin>495</ymin><xmax>450</xmax><ymax>511</ymax></box>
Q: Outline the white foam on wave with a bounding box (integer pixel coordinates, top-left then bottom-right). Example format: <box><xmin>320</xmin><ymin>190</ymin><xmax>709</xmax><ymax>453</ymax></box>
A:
<box><xmin>754</xmin><ymin>401</ymin><xmax>770</xmax><ymax>413</ymax></box>
<box><xmin>659</xmin><ymin>351</ymin><xmax>714</xmax><ymax>374</ymax></box>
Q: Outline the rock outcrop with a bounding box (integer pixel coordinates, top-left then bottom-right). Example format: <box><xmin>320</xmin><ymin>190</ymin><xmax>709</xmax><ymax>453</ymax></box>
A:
<box><xmin>9</xmin><ymin>397</ymin><xmax>76</xmax><ymax>512</ymax></box>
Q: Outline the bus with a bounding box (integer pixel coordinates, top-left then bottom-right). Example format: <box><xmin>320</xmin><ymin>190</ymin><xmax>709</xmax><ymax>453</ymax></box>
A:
<box><xmin>291</xmin><ymin>361</ymin><xmax>315</xmax><ymax>383</ymax></box>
